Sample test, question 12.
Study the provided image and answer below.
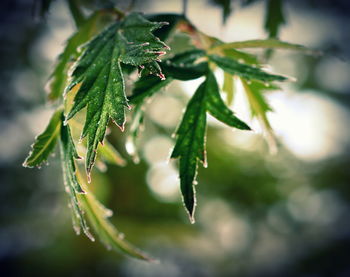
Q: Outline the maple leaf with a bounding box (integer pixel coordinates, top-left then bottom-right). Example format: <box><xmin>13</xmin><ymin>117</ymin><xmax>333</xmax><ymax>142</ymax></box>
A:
<box><xmin>171</xmin><ymin>70</ymin><xmax>250</xmax><ymax>222</ymax></box>
<box><xmin>65</xmin><ymin>13</ymin><xmax>169</xmax><ymax>176</ymax></box>
<box><xmin>129</xmin><ymin>49</ymin><xmax>207</xmax><ymax>104</ymax></box>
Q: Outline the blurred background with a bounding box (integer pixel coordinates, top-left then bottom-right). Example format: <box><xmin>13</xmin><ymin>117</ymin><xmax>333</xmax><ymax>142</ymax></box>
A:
<box><xmin>1</xmin><ymin>0</ymin><xmax>350</xmax><ymax>276</ymax></box>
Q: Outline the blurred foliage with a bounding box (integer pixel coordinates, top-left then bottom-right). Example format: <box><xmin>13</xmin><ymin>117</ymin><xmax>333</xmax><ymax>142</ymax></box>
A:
<box><xmin>1</xmin><ymin>0</ymin><xmax>350</xmax><ymax>276</ymax></box>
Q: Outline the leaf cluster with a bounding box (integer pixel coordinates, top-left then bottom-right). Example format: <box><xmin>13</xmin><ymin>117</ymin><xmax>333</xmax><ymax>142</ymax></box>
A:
<box><xmin>24</xmin><ymin>6</ymin><xmax>314</xmax><ymax>260</ymax></box>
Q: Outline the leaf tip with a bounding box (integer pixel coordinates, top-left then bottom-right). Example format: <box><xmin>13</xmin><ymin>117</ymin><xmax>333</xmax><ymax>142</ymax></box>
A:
<box><xmin>157</xmin><ymin>73</ymin><xmax>166</xmax><ymax>80</ymax></box>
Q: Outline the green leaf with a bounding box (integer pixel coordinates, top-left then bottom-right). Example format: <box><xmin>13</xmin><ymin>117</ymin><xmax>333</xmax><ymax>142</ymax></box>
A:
<box><xmin>126</xmin><ymin>104</ymin><xmax>144</xmax><ymax>163</ymax></box>
<box><xmin>59</xmin><ymin>126</ymin><xmax>151</xmax><ymax>260</ymax></box>
<box><xmin>98</xmin><ymin>140</ymin><xmax>127</xmax><ymax>167</ymax></box>
<box><xmin>59</xmin><ymin>116</ymin><xmax>93</xmax><ymax>240</ymax></box>
<box><xmin>223</xmin><ymin>48</ymin><xmax>259</xmax><ymax>65</ymax></box>
<box><xmin>130</xmin><ymin>75</ymin><xmax>173</xmax><ymax>105</ymax></box>
<box><xmin>47</xmin><ymin>12</ymin><xmax>104</xmax><ymax>101</ymax></box>
<box><xmin>209</xmin><ymin>54</ymin><xmax>287</xmax><ymax>82</ymax></box>
<box><xmin>147</xmin><ymin>13</ymin><xmax>184</xmax><ymax>42</ymax></box>
<box><xmin>65</xmin><ymin>13</ymin><xmax>169</xmax><ymax>175</ymax></box>
<box><xmin>172</xmin><ymin>71</ymin><xmax>250</xmax><ymax>221</ymax></box>
<box><xmin>211</xmin><ymin>38</ymin><xmax>316</xmax><ymax>54</ymax></box>
<box><xmin>264</xmin><ymin>0</ymin><xmax>286</xmax><ymax>38</ymax></box>
<box><xmin>67</xmin><ymin>0</ymin><xmax>86</xmax><ymax>28</ymax></box>
<box><xmin>23</xmin><ymin>109</ymin><xmax>62</xmax><ymax>168</ymax></box>
<box><xmin>171</xmin><ymin>79</ymin><xmax>207</xmax><ymax>222</ymax></box>
<box><xmin>129</xmin><ymin>50</ymin><xmax>207</xmax><ymax>104</ymax></box>
<box><xmin>223</xmin><ymin>72</ymin><xmax>234</xmax><ymax>105</ymax></box>
<box><xmin>241</xmin><ymin>79</ymin><xmax>278</xmax><ymax>153</ymax></box>
<box><xmin>60</xmin><ymin>119</ymin><xmax>85</xmax><ymax>194</ymax></box>
<box><xmin>162</xmin><ymin>49</ymin><xmax>208</xmax><ymax>80</ymax></box>
<box><xmin>212</xmin><ymin>0</ymin><xmax>232</xmax><ymax>24</ymax></box>
<box><xmin>76</xmin><ymin>174</ymin><xmax>154</xmax><ymax>261</ymax></box>
<box><xmin>206</xmin><ymin>72</ymin><xmax>251</xmax><ymax>130</ymax></box>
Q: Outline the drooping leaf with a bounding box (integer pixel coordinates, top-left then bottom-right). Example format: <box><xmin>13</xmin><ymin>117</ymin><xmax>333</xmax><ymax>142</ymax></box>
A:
<box><xmin>59</xmin><ymin>115</ymin><xmax>93</xmax><ymax>240</ymax></box>
<box><xmin>65</xmin><ymin>13</ymin><xmax>169</xmax><ymax>175</ymax></box>
<box><xmin>171</xmin><ymin>80</ymin><xmax>207</xmax><ymax>222</ymax></box>
<box><xmin>60</xmin><ymin>127</ymin><xmax>151</xmax><ymax>260</ymax></box>
<box><xmin>47</xmin><ymin>12</ymin><xmax>105</xmax><ymax>101</ymax></box>
<box><xmin>172</xmin><ymin>70</ymin><xmax>250</xmax><ymax>221</ymax></box>
<box><xmin>23</xmin><ymin>109</ymin><xmax>62</xmax><ymax>168</ymax></box>
<box><xmin>241</xmin><ymin>79</ymin><xmax>279</xmax><ymax>153</ymax></box>
<box><xmin>76</xmin><ymin>173</ymin><xmax>154</xmax><ymax>261</ymax></box>
<box><xmin>264</xmin><ymin>0</ymin><xmax>286</xmax><ymax>38</ymax></box>
<box><xmin>209</xmin><ymin>54</ymin><xmax>287</xmax><ymax>82</ymax></box>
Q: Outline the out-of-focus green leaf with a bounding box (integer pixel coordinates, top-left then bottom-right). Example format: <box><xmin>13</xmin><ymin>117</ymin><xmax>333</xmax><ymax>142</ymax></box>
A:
<box><xmin>65</xmin><ymin>13</ymin><xmax>169</xmax><ymax>175</ymax></box>
<box><xmin>172</xmin><ymin>70</ymin><xmax>250</xmax><ymax>221</ymax></box>
<box><xmin>98</xmin><ymin>140</ymin><xmax>127</xmax><ymax>167</ymax></box>
<box><xmin>209</xmin><ymin>54</ymin><xmax>287</xmax><ymax>82</ymax></box>
<box><xmin>211</xmin><ymin>38</ymin><xmax>316</xmax><ymax>54</ymax></box>
<box><xmin>212</xmin><ymin>0</ymin><xmax>232</xmax><ymax>24</ymax></box>
<box><xmin>126</xmin><ymin>104</ymin><xmax>144</xmax><ymax>163</ymax></box>
<box><xmin>264</xmin><ymin>0</ymin><xmax>286</xmax><ymax>38</ymax></box>
<box><xmin>23</xmin><ymin>109</ymin><xmax>62</xmax><ymax>168</ymax></box>
<box><xmin>223</xmin><ymin>48</ymin><xmax>259</xmax><ymax>65</ymax></box>
<box><xmin>241</xmin><ymin>79</ymin><xmax>279</xmax><ymax>153</ymax></box>
<box><xmin>47</xmin><ymin>11</ymin><xmax>104</xmax><ymax>101</ymax></box>
<box><xmin>223</xmin><ymin>72</ymin><xmax>234</xmax><ymax>105</ymax></box>
<box><xmin>67</xmin><ymin>0</ymin><xmax>86</xmax><ymax>28</ymax></box>
<box><xmin>77</xmin><ymin>174</ymin><xmax>154</xmax><ymax>261</ymax></box>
